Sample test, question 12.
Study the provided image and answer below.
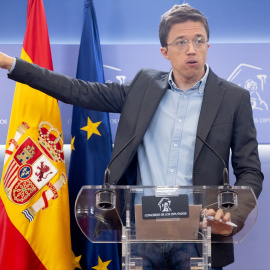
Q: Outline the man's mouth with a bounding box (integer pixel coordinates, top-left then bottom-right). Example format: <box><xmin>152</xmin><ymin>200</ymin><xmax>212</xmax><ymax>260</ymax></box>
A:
<box><xmin>187</xmin><ymin>60</ymin><xmax>197</xmax><ymax>65</ymax></box>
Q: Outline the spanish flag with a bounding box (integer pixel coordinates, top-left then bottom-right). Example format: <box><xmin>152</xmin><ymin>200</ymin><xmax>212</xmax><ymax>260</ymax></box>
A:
<box><xmin>0</xmin><ymin>0</ymin><xmax>77</xmax><ymax>269</ymax></box>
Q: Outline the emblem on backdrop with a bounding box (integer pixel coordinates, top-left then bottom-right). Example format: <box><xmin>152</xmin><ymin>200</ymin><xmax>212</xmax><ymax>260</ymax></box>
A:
<box><xmin>228</xmin><ymin>63</ymin><xmax>268</xmax><ymax>111</ymax></box>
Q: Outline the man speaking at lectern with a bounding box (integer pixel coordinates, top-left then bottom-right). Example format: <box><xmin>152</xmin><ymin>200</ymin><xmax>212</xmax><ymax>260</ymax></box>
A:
<box><xmin>0</xmin><ymin>3</ymin><xmax>263</xmax><ymax>270</ymax></box>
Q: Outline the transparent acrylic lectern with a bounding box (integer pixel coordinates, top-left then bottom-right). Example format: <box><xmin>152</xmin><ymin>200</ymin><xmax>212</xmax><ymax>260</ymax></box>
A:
<box><xmin>75</xmin><ymin>185</ymin><xmax>257</xmax><ymax>270</ymax></box>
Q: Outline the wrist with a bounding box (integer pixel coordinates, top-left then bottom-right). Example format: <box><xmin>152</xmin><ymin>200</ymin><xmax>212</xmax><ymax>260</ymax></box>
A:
<box><xmin>5</xmin><ymin>56</ymin><xmax>14</xmax><ymax>71</ymax></box>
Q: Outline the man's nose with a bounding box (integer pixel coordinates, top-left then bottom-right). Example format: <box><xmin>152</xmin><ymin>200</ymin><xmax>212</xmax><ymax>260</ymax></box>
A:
<box><xmin>186</xmin><ymin>41</ymin><xmax>196</xmax><ymax>54</ymax></box>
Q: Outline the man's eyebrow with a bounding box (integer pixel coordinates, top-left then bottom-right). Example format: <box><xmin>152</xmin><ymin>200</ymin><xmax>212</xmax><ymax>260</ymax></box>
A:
<box><xmin>172</xmin><ymin>34</ymin><xmax>205</xmax><ymax>42</ymax></box>
<box><xmin>171</xmin><ymin>36</ymin><xmax>184</xmax><ymax>42</ymax></box>
<box><xmin>194</xmin><ymin>34</ymin><xmax>205</xmax><ymax>38</ymax></box>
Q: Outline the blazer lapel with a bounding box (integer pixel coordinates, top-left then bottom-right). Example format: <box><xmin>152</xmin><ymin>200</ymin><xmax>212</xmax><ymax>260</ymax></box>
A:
<box><xmin>134</xmin><ymin>72</ymin><xmax>169</xmax><ymax>142</ymax></box>
<box><xmin>194</xmin><ymin>69</ymin><xmax>226</xmax><ymax>162</ymax></box>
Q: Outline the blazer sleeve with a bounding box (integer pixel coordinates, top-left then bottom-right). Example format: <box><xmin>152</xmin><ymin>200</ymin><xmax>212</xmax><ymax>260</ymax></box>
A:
<box><xmin>8</xmin><ymin>57</ymin><xmax>138</xmax><ymax>113</ymax></box>
<box><xmin>230</xmin><ymin>89</ymin><xmax>263</xmax><ymax>198</ymax></box>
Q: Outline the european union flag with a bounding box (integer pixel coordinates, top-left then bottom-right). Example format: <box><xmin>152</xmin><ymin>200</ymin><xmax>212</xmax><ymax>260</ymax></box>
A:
<box><xmin>68</xmin><ymin>0</ymin><xmax>120</xmax><ymax>269</ymax></box>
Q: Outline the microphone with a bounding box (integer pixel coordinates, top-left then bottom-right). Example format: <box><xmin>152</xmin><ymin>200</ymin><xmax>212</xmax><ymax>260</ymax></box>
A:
<box><xmin>95</xmin><ymin>135</ymin><xmax>136</xmax><ymax>210</ymax></box>
<box><xmin>196</xmin><ymin>135</ymin><xmax>238</xmax><ymax>210</ymax></box>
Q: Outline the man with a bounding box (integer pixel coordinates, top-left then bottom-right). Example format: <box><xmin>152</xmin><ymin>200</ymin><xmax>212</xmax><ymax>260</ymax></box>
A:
<box><xmin>0</xmin><ymin>4</ymin><xmax>263</xmax><ymax>270</ymax></box>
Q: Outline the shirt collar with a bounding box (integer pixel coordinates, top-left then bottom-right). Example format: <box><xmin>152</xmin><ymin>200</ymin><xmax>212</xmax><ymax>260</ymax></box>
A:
<box><xmin>168</xmin><ymin>64</ymin><xmax>209</xmax><ymax>95</ymax></box>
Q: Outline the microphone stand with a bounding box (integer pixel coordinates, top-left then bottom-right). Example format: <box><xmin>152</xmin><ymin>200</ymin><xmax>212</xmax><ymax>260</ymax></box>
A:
<box><xmin>197</xmin><ymin>135</ymin><xmax>238</xmax><ymax>210</ymax></box>
<box><xmin>95</xmin><ymin>168</ymin><xmax>116</xmax><ymax>210</ymax></box>
<box><xmin>95</xmin><ymin>135</ymin><xmax>136</xmax><ymax>210</ymax></box>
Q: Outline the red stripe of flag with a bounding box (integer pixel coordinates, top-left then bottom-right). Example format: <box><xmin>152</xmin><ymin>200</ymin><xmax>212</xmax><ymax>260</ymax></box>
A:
<box><xmin>0</xmin><ymin>197</ymin><xmax>46</xmax><ymax>270</ymax></box>
<box><xmin>23</xmin><ymin>0</ymin><xmax>53</xmax><ymax>70</ymax></box>
<box><xmin>4</xmin><ymin>160</ymin><xmax>17</xmax><ymax>187</ymax></box>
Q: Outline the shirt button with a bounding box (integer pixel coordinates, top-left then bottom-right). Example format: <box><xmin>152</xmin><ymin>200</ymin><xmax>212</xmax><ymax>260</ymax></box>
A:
<box><xmin>170</xmin><ymin>169</ymin><xmax>174</xmax><ymax>173</ymax></box>
<box><xmin>173</xmin><ymin>144</ymin><xmax>178</xmax><ymax>147</ymax></box>
<box><xmin>178</xmin><ymin>119</ymin><xmax>182</xmax><ymax>123</ymax></box>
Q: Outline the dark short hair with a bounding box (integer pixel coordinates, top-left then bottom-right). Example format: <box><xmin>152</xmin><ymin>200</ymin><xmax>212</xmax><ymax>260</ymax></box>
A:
<box><xmin>159</xmin><ymin>4</ymin><xmax>210</xmax><ymax>47</ymax></box>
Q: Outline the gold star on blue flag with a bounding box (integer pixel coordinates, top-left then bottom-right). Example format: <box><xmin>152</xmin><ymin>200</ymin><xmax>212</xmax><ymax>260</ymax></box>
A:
<box><xmin>71</xmin><ymin>136</ymin><xmax>75</xmax><ymax>151</ymax></box>
<box><xmin>92</xmin><ymin>256</ymin><xmax>111</xmax><ymax>270</ymax></box>
<box><xmin>80</xmin><ymin>117</ymin><xmax>101</xmax><ymax>140</ymax></box>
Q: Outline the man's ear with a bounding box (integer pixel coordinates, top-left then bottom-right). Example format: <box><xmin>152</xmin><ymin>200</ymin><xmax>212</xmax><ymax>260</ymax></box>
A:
<box><xmin>160</xmin><ymin>47</ymin><xmax>170</xmax><ymax>60</ymax></box>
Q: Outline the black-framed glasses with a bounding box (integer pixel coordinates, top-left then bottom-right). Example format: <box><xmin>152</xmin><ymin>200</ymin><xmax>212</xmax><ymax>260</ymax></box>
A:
<box><xmin>166</xmin><ymin>37</ymin><xmax>208</xmax><ymax>52</ymax></box>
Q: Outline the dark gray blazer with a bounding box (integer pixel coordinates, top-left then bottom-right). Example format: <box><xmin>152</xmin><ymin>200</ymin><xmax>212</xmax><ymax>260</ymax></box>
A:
<box><xmin>9</xmin><ymin>58</ymin><xmax>263</xmax><ymax>267</ymax></box>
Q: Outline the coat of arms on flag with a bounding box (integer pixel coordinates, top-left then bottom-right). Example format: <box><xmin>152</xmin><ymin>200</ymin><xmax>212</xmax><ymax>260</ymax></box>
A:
<box><xmin>3</xmin><ymin>121</ymin><xmax>67</xmax><ymax>222</ymax></box>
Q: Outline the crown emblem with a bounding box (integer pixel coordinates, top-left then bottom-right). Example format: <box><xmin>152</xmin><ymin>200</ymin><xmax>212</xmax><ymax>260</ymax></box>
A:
<box><xmin>38</xmin><ymin>121</ymin><xmax>64</xmax><ymax>163</ymax></box>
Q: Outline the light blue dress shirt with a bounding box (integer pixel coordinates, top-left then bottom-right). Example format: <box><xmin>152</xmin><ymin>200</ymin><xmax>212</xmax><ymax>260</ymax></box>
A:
<box><xmin>137</xmin><ymin>65</ymin><xmax>209</xmax><ymax>187</ymax></box>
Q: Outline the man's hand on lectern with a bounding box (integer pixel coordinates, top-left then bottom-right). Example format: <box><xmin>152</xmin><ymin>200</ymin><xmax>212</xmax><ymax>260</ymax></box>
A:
<box><xmin>200</xmin><ymin>208</ymin><xmax>233</xmax><ymax>236</ymax></box>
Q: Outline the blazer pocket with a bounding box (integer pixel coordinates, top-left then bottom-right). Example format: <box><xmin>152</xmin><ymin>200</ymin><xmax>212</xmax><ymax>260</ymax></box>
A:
<box><xmin>212</xmin><ymin>115</ymin><xmax>233</xmax><ymax>126</ymax></box>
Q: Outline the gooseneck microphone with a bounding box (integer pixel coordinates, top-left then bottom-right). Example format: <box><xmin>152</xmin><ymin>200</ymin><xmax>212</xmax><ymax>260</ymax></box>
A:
<box><xmin>96</xmin><ymin>135</ymin><xmax>136</xmax><ymax>210</ymax></box>
<box><xmin>196</xmin><ymin>135</ymin><xmax>229</xmax><ymax>186</ymax></box>
<box><xmin>196</xmin><ymin>134</ymin><xmax>238</xmax><ymax>210</ymax></box>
